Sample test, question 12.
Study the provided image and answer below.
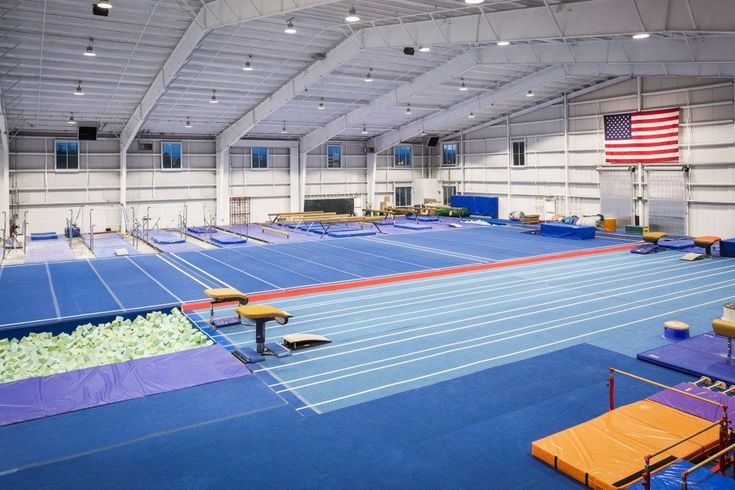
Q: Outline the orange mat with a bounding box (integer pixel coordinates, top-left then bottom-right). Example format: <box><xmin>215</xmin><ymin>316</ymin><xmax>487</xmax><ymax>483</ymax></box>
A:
<box><xmin>531</xmin><ymin>400</ymin><xmax>721</xmax><ymax>489</ymax></box>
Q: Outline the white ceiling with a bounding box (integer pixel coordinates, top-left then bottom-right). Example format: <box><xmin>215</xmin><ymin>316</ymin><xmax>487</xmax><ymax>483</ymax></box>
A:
<box><xmin>1</xmin><ymin>0</ymin><xmax>734</xmax><ymax>147</ymax></box>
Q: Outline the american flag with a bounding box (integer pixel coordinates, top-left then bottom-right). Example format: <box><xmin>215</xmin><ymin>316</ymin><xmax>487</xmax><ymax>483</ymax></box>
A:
<box><xmin>603</xmin><ymin>108</ymin><xmax>680</xmax><ymax>164</ymax></box>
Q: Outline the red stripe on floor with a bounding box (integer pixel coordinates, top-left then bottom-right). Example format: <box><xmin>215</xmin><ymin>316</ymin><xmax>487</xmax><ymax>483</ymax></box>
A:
<box><xmin>239</xmin><ymin>243</ymin><xmax>637</xmax><ymax>303</ymax></box>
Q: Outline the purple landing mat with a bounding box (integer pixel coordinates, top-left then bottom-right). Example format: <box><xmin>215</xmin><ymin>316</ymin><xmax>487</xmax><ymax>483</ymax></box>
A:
<box><xmin>24</xmin><ymin>238</ymin><xmax>76</xmax><ymax>263</ymax></box>
<box><xmin>0</xmin><ymin>344</ymin><xmax>248</xmax><ymax>426</ymax></box>
<box><xmin>648</xmin><ymin>382</ymin><xmax>734</xmax><ymax>426</ymax></box>
<box><xmin>638</xmin><ymin>333</ymin><xmax>735</xmax><ymax>385</ymax></box>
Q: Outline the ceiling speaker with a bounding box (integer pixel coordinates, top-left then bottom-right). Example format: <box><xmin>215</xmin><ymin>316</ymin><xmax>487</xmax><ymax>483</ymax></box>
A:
<box><xmin>403</xmin><ymin>47</ymin><xmax>415</xmax><ymax>56</ymax></box>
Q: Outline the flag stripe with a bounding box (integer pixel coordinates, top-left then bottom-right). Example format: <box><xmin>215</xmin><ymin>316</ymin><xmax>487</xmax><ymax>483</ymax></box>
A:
<box><xmin>631</xmin><ymin>108</ymin><xmax>681</xmax><ymax>117</ymax></box>
<box><xmin>606</xmin><ymin>156</ymin><xmax>679</xmax><ymax>163</ymax></box>
<box><xmin>604</xmin><ymin>107</ymin><xmax>680</xmax><ymax>164</ymax></box>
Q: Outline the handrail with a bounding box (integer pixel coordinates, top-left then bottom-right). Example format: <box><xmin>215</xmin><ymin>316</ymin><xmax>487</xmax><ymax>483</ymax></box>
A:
<box><xmin>681</xmin><ymin>442</ymin><xmax>735</xmax><ymax>488</ymax></box>
<box><xmin>648</xmin><ymin>420</ymin><xmax>722</xmax><ymax>461</ymax></box>
<box><xmin>609</xmin><ymin>368</ymin><xmax>730</xmax><ymax>490</ymax></box>
<box><xmin>609</xmin><ymin>368</ymin><xmax>725</xmax><ymax>409</ymax></box>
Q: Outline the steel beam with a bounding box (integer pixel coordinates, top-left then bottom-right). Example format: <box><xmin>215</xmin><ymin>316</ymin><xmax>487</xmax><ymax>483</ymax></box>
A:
<box><xmin>371</xmin><ymin>66</ymin><xmax>568</xmax><ymax>153</ymax></box>
<box><xmin>119</xmin><ymin>0</ymin><xmax>341</xmax><ymax>152</ymax></box>
<box><xmin>358</xmin><ymin>0</ymin><xmax>735</xmax><ymax>50</ymax></box>
<box><xmin>299</xmin><ymin>50</ymin><xmax>480</xmax><ymax>153</ymax></box>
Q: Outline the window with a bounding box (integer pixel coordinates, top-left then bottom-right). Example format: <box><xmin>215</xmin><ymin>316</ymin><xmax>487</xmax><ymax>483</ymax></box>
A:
<box><xmin>394</xmin><ymin>186</ymin><xmax>412</xmax><ymax>207</ymax></box>
<box><xmin>442</xmin><ymin>143</ymin><xmax>457</xmax><ymax>166</ymax></box>
<box><xmin>251</xmin><ymin>147</ymin><xmax>268</xmax><ymax>169</ymax></box>
<box><xmin>55</xmin><ymin>140</ymin><xmax>79</xmax><ymax>170</ymax></box>
<box><xmin>442</xmin><ymin>185</ymin><xmax>457</xmax><ymax>205</ymax></box>
<box><xmin>512</xmin><ymin>140</ymin><xmax>526</xmax><ymax>167</ymax></box>
<box><xmin>162</xmin><ymin>141</ymin><xmax>182</xmax><ymax>169</ymax></box>
<box><xmin>327</xmin><ymin>144</ymin><xmax>342</xmax><ymax>168</ymax></box>
<box><xmin>394</xmin><ymin>145</ymin><xmax>412</xmax><ymax>167</ymax></box>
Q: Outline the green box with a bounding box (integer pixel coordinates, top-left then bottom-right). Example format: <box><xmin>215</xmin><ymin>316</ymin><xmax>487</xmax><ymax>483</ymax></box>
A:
<box><xmin>624</xmin><ymin>225</ymin><xmax>650</xmax><ymax>236</ymax></box>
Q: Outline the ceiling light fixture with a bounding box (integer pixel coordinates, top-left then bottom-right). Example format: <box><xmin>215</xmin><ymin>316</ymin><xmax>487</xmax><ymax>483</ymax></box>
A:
<box><xmin>468</xmin><ymin>112</ymin><xmax>475</xmax><ymax>118</ymax></box>
<box><xmin>281</xmin><ymin>121</ymin><xmax>288</xmax><ymax>134</ymax></box>
<box><xmin>418</xmin><ymin>46</ymin><xmax>430</xmax><ymax>53</ymax></box>
<box><xmin>74</xmin><ymin>81</ymin><xmax>84</xmax><ymax>96</ymax></box>
<box><xmin>96</xmin><ymin>1</ymin><xmax>112</xmax><ymax>9</ymax></box>
<box><xmin>420</xmin><ymin>129</ymin><xmax>427</xmax><ymax>136</ymax></box>
<box><xmin>84</xmin><ymin>38</ymin><xmax>96</xmax><ymax>57</ymax></box>
<box><xmin>632</xmin><ymin>32</ymin><xmax>650</xmax><ymax>39</ymax></box>
<box><xmin>243</xmin><ymin>55</ymin><xmax>253</xmax><ymax>71</ymax></box>
<box><xmin>210</xmin><ymin>90</ymin><xmax>218</xmax><ymax>103</ymax></box>
<box><xmin>526</xmin><ymin>90</ymin><xmax>534</xmax><ymax>97</ymax></box>
<box><xmin>459</xmin><ymin>78</ymin><xmax>468</xmax><ymax>91</ymax></box>
<box><xmin>184</xmin><ymin>117</ymin><xmax>192</xmax><ymax>129</ymax></box>
<box><xmin>284</xmin><ymin>18</ymin><xmax>297</xmax><ymax>34</ymax></box>
<box><xmin>361</xmin><ymin>125</ymin><xmax>368</xmax><ymax>135</ymax></box>
<box><xmin>67</xmin><ymin>113</ymin><xmax>76</xmax><ymax>125</ymax></box>
<box><xmin>318</xmin><ymin>98</ymin><xmax>325</xmax><ymax>110</ymax></box>
<box><xmin>464</xmin><ymin>0</ymin><xmax>484</xmax><ymax>4</ymax></box>
<box><xmin>345</xmin><ymin>7</ymin><xmax>360</xmax><ymax>23</ymax></box>
<box><xmin>364</xmin><ymin>68</ymin><xmax>373</xmax><ymax>82</ymax></box>
<box><xmin>405</xmin><ymin>104</ymin><xmax>412</xmax><ymax>115</ymax></box>
<box><xmin>497</xmin><ymin>40</ymin><xmax>510</xmax><ymax>46</ymax></box>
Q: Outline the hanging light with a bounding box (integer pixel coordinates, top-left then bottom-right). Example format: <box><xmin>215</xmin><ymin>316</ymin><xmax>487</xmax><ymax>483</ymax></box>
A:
<box><xmin>632</xmin><ymin>32</ymin><xmax>650</xmax><ymax>39</ymax></box>
<box><xmin>96</xmin><ymin>1</ymin><xmax>112</xmax><ymax>9</ymax></box>
<box><xmin>361</xmin><ymin>125</ymin><xmax>368</xmax><ymax>135</ymax></box>
<box><xmin>464</xmin><ymin>0</ymin><xmax>484</xmax><ymax>4</ymax></box>
<box><xmin>67</xmin><ymin>113</ymin><xmax>76</xmax><ymax>125</ymax></box>
<box><xmin>364</xmin><ymin>68</ymin><xmax>373</xmax><ymax>82</ymax></box>
<box><xmin>210</xmin><ymin>90</ymin><xmax>218</xmax><ymax>103</ymax></box>
<box><xmin>468</xmin><ymin>112</ymin><xmax>475</xmax><ymax>118</ymax></box>
<box><xmin>74</xmin><ymin>81</ymin><xmax>84</xmax><ymax>96</ymax></box>
<box><xmin>184</xmin><ymin>117</ymin><xmax>192</xmax><ymax>129</ymax></box>
<box><xmin>242</xmin><ymin>55</ymin><xmax>253</xmax><ymax>71</ymax></box>
<box><xmin>405</xmin><ymin>104</ymin><xmax>412</xmax><ymax>115</ymax></box>
<box><xmin>420</xmin><ymin>129</ymin><xmax>427</xmax><ymax>136</ymax></box>
<box><xmin>345</xmin><ymin>7</ymin><xmax>360</xmax><ymax>23</ymax></box>
<box><xmin>318</xmin><ymin>98</ymin><xmax>325</xmax><ymax>110</ymax></box>
<box><xmin>418</xmin><ymin>46</ymin><xmax>430</xmax><ymax>53</ymax></box>
<box><xmin>526</xmin><ymin>90</ymin><xmax>534</xmax><ymax>97</ymax></box>
<box><xmin>281</xmin><ymin>121</ymin><xmax>288</xmax><ymax>134</ymax></box>
<box><xmin>284</xmin><ymin>18</ymin><xmax>297</xmax><ymax>34</ymax></box>
<box><xmin>497</xmin><ymin>41</ymin><xmax>510</xmax><ymax>46</ymax></box>
<box><xmin>459</xmin><ymin>78</ymin><xmax>468</xmax><ymax>91</ymax></box>
<box><xmin>84</xmin><ymin>38</ymin><xmax>96</xmax><ymax>57</ymax></box>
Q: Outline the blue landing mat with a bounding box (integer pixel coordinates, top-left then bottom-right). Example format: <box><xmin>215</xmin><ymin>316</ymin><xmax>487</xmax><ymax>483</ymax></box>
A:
<box><xmin>627</xmin><ymin>460</ymin><xmax>735</xmax><ymax>489</ymax></box>
<box><xmin>0</xmin><ymin>344</ymin><xmax>691</xmax><ymax>489</ymax></box>
<box><xmin>210</xmin><ymin>234</ymin><xmax>247</xmax><ymax>245</ymax></box>
<box><xmin>150</xmin><ymin>231</ymin><xmax>186</xmax><ymax>244</ymax></box>
<box><xmin>394</xmin><ymin>222</ymin><xmax>432</xmax><ymax>230</ymax></box>
<box><xmin>327</xmin><ymin>229</ymin><xmax>377</xmax><ymax>238</ymax></box>
<box><xmin>638</xmin><ymin>333</ymin><xmax>735</xmax><ymax>384</ymax></box>
<box><xmin>30</xmin><ymin>232</ymin><xmax>57</xmax><ymax>241</ymax></box>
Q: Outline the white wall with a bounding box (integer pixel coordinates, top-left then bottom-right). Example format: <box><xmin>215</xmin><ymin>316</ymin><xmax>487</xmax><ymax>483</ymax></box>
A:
<box><xmin>431</xmin><ymin>77</ymin><xmax>735</xmax><ymax>237</ymax></box>
<box><xmin>9</xmin><ymin>137</ymin><xmax>217</xmax><ymax>234</ymax></box>
<box><xmin>7</xmin><ymin>77</ymin><xmax>734</xmax><ymax>238</ymax></box>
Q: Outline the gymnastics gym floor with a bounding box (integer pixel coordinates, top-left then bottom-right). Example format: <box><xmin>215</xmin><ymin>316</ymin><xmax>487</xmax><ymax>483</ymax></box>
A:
<box><xmin>2</xmin><ymin>225</ymin><xmax>731</xmax><ymax>489</ymax></box>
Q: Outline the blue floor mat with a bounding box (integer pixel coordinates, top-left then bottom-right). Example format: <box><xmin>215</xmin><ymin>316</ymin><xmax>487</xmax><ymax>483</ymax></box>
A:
<box><xmin>0</xmin><ymin>344</ymin><xmax>692</xmax><ymax>489</ymax></box>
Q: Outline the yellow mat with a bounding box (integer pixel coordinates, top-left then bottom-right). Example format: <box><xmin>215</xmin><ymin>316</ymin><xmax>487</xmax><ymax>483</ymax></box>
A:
<box><xmin>531</xmin><ymin>400</ymin><xmax>720</xmax><ymax>489</ymax></box>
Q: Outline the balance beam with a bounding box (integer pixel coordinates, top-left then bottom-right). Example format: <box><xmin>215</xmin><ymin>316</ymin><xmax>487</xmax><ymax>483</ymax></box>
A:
<box><xmin>261</xmin><ymin>227</ymin><xmax>290</xmax><ymax>238</ymax></box>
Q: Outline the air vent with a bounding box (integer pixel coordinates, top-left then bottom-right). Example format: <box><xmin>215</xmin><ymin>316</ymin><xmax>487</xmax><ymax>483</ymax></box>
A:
<box><xmin>138</xmin><ymin>141</ymin><xmax>153</xmax><ymax>152</ymax></box>
<box><xmin>311</xmin><ymin>53</ymin><xmax>326</xmax><ymax>60</ymax></box>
